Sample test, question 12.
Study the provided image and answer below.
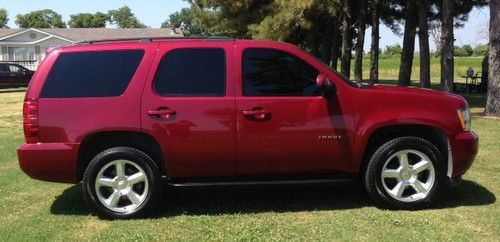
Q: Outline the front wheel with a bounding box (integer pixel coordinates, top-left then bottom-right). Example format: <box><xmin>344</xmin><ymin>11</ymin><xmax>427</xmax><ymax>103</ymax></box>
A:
<box><xmin>364</xmin><ymin>136</ymin><xmax>446</xmax><ymax>209</ymax></box>
<box><xmin>82</xmin><ymin>147</ymin><xmax>161</xmax><ymax>219</ymax></box>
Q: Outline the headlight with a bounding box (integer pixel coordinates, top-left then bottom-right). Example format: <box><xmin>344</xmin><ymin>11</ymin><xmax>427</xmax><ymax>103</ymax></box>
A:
<box><xmin>457</xmin><ymin>108</ymin><xmax>471</xmax><ymax>131</ymax></box>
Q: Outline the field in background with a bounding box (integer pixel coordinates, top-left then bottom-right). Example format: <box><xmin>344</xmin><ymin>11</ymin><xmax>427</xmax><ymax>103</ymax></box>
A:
<box><xmin>0</xmin><ymin>84</ymin><xmax>498</xmax><ymax>240</ymax></box>
<box><xmin>353</xmin><ymin>56</ymin><xmax>484</xmax><ymax>83</ymax></box>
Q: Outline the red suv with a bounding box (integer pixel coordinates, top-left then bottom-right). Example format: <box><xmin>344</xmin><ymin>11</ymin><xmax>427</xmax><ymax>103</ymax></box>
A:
<box><xmin>18</xmin><ymin>38</ymin><xmax>478</xmax><ymax>219</ymax></box>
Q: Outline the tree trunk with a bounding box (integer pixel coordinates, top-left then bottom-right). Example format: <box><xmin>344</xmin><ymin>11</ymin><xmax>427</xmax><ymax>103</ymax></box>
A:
<box><xmin>341</xmin><ymin>0</ymin><xmax>352</xmax><ymax>78</ymax></box>
<box><xmin>485</xmin><ymin>0</ymin><xmax>500</xmax><ymax>116</ymax></box>
<box><xmin>354</xmin><ymin>0</ymin><xmax>367</xmax><ymax>82</ymax></box>
<box><xmin>370</xmin><ymin>0</ymin><xmax>380</xmax><ymax>84</ymax></box>
<box><xmin>398</xmin><ymin>0</ymin><xmax>418</xmax><ymax>86</ymax></box>
<box><xmin>440</xmin><ymin>0</ymin><xmax>455</xmax><ymax>92</ymax></box>
<box><xmin>418</xmin><ymin>0</ymin><xmax>431</xmax><ymax>88</ymax></box>
<box><xmin>309</xmin><ymin>32</ymin><xmax>320</xmax><ymax>58</ymax></box>
<box><xmin>331</xmin><ymin>22</ymin><xmax>341</xmax><ymax>70</ymax></box>
<box><xmin>321</xmin><ymin>38</ymin><xmax>333</xmax><ymax>66</ymax></box>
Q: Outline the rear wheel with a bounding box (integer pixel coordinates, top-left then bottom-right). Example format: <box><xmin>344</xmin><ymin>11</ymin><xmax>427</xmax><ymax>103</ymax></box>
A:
<box><xmin>82</xmin><ymin>147</ymin><xmax>161</xmax><ymax>219</ymax></box>
<box><xmin>364</xmin><ymin>136</ymin><xmax>445</xmax><ymax>209</ymax></box>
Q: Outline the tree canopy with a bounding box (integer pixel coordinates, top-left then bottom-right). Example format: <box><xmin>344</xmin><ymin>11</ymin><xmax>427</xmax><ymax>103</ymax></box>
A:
<box><xmin>161</xmin><ymin>7</ymin><xmax>205</xmax><ymax>36</ymax></box>
<box><xmin>68</xmin><ymin>12</ymin><xmax>109</xmax><ymax>28</ymax></box>
<box><xmin>15</xmin><ymin>9</ymin><xmax>66</xmax><ymax>28</ymax></box>
<box><xmin>108</xmin><ymin>6</ymin><xmax>146</xmax><ymax>28</ymax></box>
<box><xmin>0</xmin><ymin>8</ymin><xmax>8</xmax><ymax>28</ymax></box>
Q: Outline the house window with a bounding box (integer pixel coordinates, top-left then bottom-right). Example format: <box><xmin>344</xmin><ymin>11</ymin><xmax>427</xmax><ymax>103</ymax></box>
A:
<box><xmin>7</xmin><ymin>46</ymin><xmax>36</xmax><ymax>61</ymax></box>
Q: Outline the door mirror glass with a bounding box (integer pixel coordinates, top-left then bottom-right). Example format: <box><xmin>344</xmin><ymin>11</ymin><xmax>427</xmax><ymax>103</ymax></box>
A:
<box><xmin>316</xmin><ymin>74</ymin><xmax>336</xmax><ymax>97</ymax></box>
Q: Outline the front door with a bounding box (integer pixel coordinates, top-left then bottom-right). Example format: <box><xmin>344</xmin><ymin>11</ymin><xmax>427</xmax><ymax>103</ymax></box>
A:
<box><xmin>236</xmin><ymin>47</ymin><xmax>351</xmax><ymax>175</ymax></box>
<box><xmin>141</xmin><ymin>43</ymin><xmax>236</xmax><ymax>178</ymax></box>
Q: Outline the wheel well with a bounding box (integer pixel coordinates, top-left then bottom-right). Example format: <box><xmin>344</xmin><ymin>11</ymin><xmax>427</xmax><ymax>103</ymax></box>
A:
<box><xmin>360</xmin><ymin>125</ymin><xmax>448</xmax><ymax>175</ymax></box>
<box><xmin>77</xmin><ymin>131</ymin><xmax>166</xmax><ymax>181</ymax></box>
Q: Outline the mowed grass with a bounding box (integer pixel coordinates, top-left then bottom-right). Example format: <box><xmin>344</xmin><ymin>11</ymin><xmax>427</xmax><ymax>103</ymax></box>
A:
<box><xmin>0</xmin><ymin>80</ymin><xmax>499</xmax><ymax>240</ymax></box>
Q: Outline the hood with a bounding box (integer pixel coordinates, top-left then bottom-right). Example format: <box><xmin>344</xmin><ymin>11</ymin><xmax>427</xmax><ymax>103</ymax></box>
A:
<box><xmin>367</xmin><ymin>84</ymin><xmax>466</xmax><ymax>103</ymax></box>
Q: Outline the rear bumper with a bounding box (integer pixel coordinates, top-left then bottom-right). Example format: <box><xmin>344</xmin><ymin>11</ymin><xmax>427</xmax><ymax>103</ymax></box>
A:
<box><xmin>17</xmin><ymin>143</ymin><xmax>79</xmax><ymax>183</ymax></box>
<box><xmin>450</xmin><ymin>131</ymin><xmax>478</xmax><ymax>177</ymax></box>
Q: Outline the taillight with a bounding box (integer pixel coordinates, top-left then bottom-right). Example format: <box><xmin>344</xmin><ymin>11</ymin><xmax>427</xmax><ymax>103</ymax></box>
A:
<box><xmin>23</xmin><ymin>98</ymin><xmax>39</xmax><ymax>143</ymax></box>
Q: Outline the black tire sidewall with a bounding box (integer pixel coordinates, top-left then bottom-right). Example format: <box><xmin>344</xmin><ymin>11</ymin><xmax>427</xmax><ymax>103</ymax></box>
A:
<box><xmin>365</xmin><ymin>137</ymin><xmax>446</xmax><ymax>209</ymax></box>
<box><xmin>82</xmin><ymin>147</ymin><xmax>161</xmax><ymax>219</ymax></box>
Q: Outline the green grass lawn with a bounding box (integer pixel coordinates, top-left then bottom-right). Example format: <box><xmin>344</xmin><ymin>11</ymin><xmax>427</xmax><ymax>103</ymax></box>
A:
<box><xmin>0</xmin><ymin>87</ymin><xmax>498</xmax><ymax>240</ymax></box>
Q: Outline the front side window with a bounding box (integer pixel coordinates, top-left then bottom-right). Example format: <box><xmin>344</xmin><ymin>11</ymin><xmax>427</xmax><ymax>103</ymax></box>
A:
<box><xmin>8</xmin><ymin>65</ymin><xmax>21</xmax><ymax>73</ymax></box>
<box><xmin>243</xmin><ymin>48</ymin><xmax>319</xmax><ymax>96</ymax></box>
<box><xmin>41</xmin><ymin>50</ymin><xmax>144</xmax><ymax>98</ymax></box>
<box><xmin>154</xmin><ymin>48</ymin><xmax>226</xmax><ymax>96</ymax></box>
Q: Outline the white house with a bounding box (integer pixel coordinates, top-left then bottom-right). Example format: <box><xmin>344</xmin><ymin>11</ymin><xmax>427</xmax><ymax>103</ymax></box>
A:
<box><xmin>0</xmin><ymin>28</ymin><xmax>182</xmax><ymax>70</ymax></box>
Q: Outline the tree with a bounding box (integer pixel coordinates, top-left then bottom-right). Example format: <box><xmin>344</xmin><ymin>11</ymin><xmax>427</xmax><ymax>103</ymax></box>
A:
<box><xmin>0</xmin><ymin>8</ymin><xmax>8</xmax><ymax>28</ymax></box>
<box><xmin>15</xmin><ymin>9</ymin><xmax>66</xmax><ymax>28</ymax></box>
<box><xmin>370</xmin><ymin>0</ymin><xmax>381</xmax><ymax>83</ymax></box>
<box><xmin>454</xmin><ymin>44</ymin><xmax>473</xmax><ymax>56</ymax></box>
<box><xmin>354</xmin><ymin>0</ymin><xmax>367</xmax><ymax>82</ymax></box>
<box><xmin>340</xmin><ymin>0</ymin><xmax>352</xmax><ymax>78</ymax></box>
<box><xmin>418</xmin><ymin>0</ymin><xmax>431</xmax><ymax>88</ymax></box>
<box><xmin>161</xmin><ymin>7</ymin><xmax>205</xmax><ymax>36</ymax></box>
<box><xmin>398</xmin><ymin>0</ymin><xmax>418</xmax><ymax>86</ymax></box>
<box><xmin>108</xmin><ymin>6</ymin><xmax>146</xmax><ymax>28</ymax></box>
<box><xmin>485</xmin><ymin>0</ymin><xmax>499</xmax><ymax>116</ymax></box>
<box><xmin>440</xmin><ymin>0</ymin><xmax>454</xmax><ymax>92</ymax></box>
<box><xmin>382</xmin><ymin>44</ymin><xmax>402</xmax><ymax>56</ymax></box>
<box><xmin>68</xmin><ymin>12</ymin><xmax>109</xmax><ymax>28</ymax></box>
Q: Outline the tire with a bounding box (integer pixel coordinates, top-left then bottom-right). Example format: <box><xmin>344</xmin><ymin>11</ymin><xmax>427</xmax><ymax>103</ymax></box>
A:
<box><xmin>364</xmin><ymin>136</ymin><xmax>445</xmax><ymax>209</ymax></box>
<box><xmin>82</xmin><ymin>147</ymin><xmax>161</xmax><ymax>219</ymax></box>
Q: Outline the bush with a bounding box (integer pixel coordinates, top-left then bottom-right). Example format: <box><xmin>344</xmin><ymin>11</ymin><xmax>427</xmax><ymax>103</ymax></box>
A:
<box><xmin>454</xmin><ymin>45</ymin><xmax>473</xmax><ymax>57</ymax></box>
<box><xmin>473</xmin><ymin>44</ymin><xmax>489</xmax><ymax>56</ymax></box>
<box><xmin>382</xmin><ymin>44</ymin><xmax>402</xmax><ymax>57</ymax></box>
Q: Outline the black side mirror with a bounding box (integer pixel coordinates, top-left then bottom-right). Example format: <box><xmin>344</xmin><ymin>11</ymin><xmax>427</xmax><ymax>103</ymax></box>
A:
<box><xmin>316</xmin><ymin>74</ymin><xmax>336</xmax><ymax>98</ymax></box>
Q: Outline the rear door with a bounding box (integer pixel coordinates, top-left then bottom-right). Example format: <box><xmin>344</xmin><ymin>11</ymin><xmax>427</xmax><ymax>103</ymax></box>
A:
<box><xmin>235</xmin><ymin>45</ymin><xmax>352</xmax><ymax>176</ymax></box>
<box><xmin>141</xmin><ymin>41</ymin><xmax>236</xmax><ymax>178</ymax></box>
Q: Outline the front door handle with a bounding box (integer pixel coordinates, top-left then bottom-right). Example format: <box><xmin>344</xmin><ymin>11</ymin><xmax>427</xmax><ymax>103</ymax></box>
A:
<box><xmin>147</xmin><ymin>108</ymin><xmax>176</xmax><ymax>119</ymax></box>
<box><xmin>242</xmin><ymin>108</ymin><xmax>271</xmax><ymax>120</ymax></box>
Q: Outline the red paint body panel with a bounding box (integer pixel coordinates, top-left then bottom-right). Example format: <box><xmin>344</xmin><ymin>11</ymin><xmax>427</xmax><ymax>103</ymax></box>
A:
<box><xmin>17</xmin><ymin>39</ymin><xmax>478</xmax><ymax>184</ymax></box>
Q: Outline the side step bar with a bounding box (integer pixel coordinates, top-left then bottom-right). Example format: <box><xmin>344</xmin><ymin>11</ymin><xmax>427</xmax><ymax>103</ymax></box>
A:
<box><xmin>167</xmin><ymin>178</ymin><xmax>354</xmax><ymax>187</ymax></box>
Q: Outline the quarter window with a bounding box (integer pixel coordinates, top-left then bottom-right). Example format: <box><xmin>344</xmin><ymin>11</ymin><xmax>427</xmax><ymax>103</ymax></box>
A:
<box><xmin>41</xmin><ymin>50</ymin><xmax>144</xmax><ymax>98</ymax></box>
<box><xmin>154</xmin><ymin>48</ymin><xmax>226</xmax><ymax>96</ymax></box>
<box><xmin>243</xmin><ymin>48</ymin><xmax>319</xmax><ymax>96</ymax></box>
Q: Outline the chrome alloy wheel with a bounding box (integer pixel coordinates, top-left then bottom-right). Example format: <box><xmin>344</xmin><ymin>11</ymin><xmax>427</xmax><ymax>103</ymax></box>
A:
<box><xmin>94</xmin><ymin>160</ymin><xmax>149</xmax><ymax>213</ymax></box>
<box><xmin>381</xmin><ymin>149</ymin><xmax>436</xmax><ymax>203</ymax></box>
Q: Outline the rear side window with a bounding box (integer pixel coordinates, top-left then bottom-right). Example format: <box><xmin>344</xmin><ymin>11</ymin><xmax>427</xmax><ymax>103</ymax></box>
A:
<box><xmin>154</xmin><ymin>48</ymin><xmax>226</xmax><ymax>96</ymax></box>
<box><xmin>41</xmin><ymin>50</ymin><xmax>144</xmax><ymax>98</ymax></box>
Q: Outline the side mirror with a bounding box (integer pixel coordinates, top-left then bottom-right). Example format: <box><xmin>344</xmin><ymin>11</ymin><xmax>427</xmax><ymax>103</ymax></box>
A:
<box><xmin>316</xmin><ymin>74</ymin><xmax>336</xmax><ymax>98</ymax></box>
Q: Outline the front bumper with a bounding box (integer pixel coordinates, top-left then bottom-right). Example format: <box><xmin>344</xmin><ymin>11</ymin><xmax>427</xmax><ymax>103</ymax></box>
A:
<box><xmin>450</xmin><ymin>131</ymin><xmax>478</xmax><ymax>177</ymax></box>
<box><xmin>17</xmin><ymin>143</ymin><xmax>79</xmax><ymax>183</ymax></box>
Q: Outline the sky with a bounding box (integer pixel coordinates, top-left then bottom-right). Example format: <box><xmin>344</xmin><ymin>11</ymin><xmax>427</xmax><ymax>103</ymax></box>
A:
<box><xmin>1</xmin><ymin>0</ymin><xmax>491</xmax><ymax>51</ymax></box>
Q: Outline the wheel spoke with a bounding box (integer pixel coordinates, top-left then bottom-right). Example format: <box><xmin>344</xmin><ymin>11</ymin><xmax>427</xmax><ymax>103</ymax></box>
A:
<box><xmin>127</xmin><ymin>192</ymin><xmax>142</xmax><ymax>205</ymax></box>
<box><xmin>398</xmin><ymin>153</ymin><xmax>410</xmax><ymax>169</ymax></box>
<box><xmin>127</xmin><ymin>172</ymin><xmax>146</xmax><ymax>185</ymax></box>
<box><xmin>412</xmin><ymin>160</ymin><xmax>430</xmax><ymax>173</ymax></box>
<box><xmin>106</xmin><ymin>191</ymin><xmax>121</xmax><ymax>208</ymax></box>
<box><xmin>382</xmin><ymin>169</ymin><xmax>400</xmax><ymax>178</ymax></box>
<box><xmin>115</xmin><ymin>160</ymin><xmax>125</xmax><ymax>178</ymax></box>
<box><xmin>96</xmin><ymin>177</ymin><xmax>114</xmax><ymax>187</ymax></box>
<box><xmin>411</xmin><ymin>180</ymin><xmax>427</xmax><ymax>194</ymax></box>
<box><xmin>390</xmin><ymin>181</ymin><xmax>406</xmax><ymax>198</ymax></box>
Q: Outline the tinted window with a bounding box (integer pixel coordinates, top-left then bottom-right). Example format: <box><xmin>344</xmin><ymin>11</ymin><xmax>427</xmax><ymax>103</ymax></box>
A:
<box><xmin>154</xmin><ymin>48</ymin><xmax>226</xmax><ymax>96</ymax></box>
<box><xmin>41</xmin><ymin>50</ymin><xmax>144</xmax><ymax>98</ymax></box>
<box><xmin>243</xmin><ymin>48</ymin><xmax>319</xmax><ymax>96</ymax></box>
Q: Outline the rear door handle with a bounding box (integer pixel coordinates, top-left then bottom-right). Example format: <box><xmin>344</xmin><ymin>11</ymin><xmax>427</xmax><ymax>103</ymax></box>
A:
<box><xmin>147</xmin><ymin>108</ymin><xmax>176</xmax><ymax>119</ymax></box>
<box><xmin>242</xmin><ymin>108</ymin><xmax>271</xmax><ymax>120</ymax></box>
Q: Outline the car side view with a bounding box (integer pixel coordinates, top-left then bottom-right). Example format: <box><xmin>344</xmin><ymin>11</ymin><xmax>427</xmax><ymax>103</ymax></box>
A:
<box><xmin>18</xmin><ymin>37</ymin><xmax>478</xmax><ymax>219</ymax></box>
<box><xmin>0</xmin><ymin>62</ymin><xmax>34</xmax><ymax>88</ymax></box>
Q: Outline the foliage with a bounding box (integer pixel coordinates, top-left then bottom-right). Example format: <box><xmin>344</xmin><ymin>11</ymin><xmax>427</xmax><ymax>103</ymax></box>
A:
<box><xmin>108</xmin><ymin>6</ymin><xmax>146</xmax><ymax>28</ymax></box>
<box><xmin>15</xmin><ymin>9</ymin><xmax>66</xmax><ymax>28</ymax></box>
<box><xmin>382</xmin><ymin>44</ymin><xmax>403</xmax><ymax>57</ymax></box>
<box><xmin>454</xmin><ymin>44</ymin><xmax>474</xmax><ymax>57</ymax></box>
<box><xmin>473</xmin><ymin>44</ymin><xmax>489</xmax><ymax>56</ymax></box>
<box><xmin>161</xmin><ymin>7</ymin><xmax>206</xmax><ymax>36</ymax></box>
<box><xmin>0</xmin><ymin>8</ymin><xmax>8</xmax><ymax>28</ymax></box>
<box><xmin>68</xmin><ymin>12</ymin><xmax>109</xmax><ymax>28</ymax></box>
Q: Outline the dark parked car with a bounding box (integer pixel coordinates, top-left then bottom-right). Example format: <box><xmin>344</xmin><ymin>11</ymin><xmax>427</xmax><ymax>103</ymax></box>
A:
<box><xmin>0</xmin><ymin>63</ymin><xmax>34</xmax><ymax>88</ymax></box>
<box><xmin>18</xmin><ymin>38</ymin><xmax>478</xmax><ymax>219</ymax></box>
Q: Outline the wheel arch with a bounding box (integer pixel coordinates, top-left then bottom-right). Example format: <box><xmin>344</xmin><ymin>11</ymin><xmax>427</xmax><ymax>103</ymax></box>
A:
<box><xmin>77</xmin><ymin>131</ymin><xmax>166</xmax><ymax>181</ymax></box>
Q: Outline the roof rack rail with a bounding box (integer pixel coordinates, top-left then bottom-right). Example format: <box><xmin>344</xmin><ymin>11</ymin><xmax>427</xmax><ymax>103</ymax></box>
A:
<box><xmin>75</xmin><ymin>36</ymin><xmax>234</xmax><ymax>45</ymax></box>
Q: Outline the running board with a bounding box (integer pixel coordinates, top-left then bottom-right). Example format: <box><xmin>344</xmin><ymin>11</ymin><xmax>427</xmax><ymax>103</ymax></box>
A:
<box><xmin>167</xmin><ymin>178</ymin><xmax>354</xmax><ymax>187</ymax></box>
